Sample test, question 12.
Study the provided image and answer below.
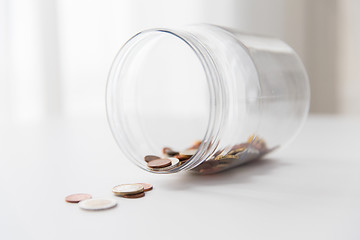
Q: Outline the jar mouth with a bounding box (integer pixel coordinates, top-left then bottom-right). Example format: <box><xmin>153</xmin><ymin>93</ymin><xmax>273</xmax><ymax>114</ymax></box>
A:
<box><xmin>106</xmin><ymin>28</ymin><xmax>224</xmax><ymax>173</ymax></box>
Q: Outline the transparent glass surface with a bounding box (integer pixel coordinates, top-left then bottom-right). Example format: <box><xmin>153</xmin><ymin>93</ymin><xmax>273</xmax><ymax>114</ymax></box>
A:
<box><xmin>107</xmin><ymin>24</ymin><xmax>310</xmax><ymax>174</ymax></box>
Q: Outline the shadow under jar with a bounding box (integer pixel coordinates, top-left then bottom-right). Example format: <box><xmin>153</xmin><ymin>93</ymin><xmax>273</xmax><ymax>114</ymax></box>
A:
<box><xmin>106</xmin><ymin>24</ymin><xmax>310</xmax><ymax>174</ymax></box>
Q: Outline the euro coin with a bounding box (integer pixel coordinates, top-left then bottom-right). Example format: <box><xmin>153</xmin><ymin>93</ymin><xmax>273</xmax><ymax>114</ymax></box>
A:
<box><xmin>112</xmin><ymin>184</ymin><xmax>144</xmax><ymax>196</ymax></box>
<box><xmin>78</xmin><ymin>198</ymin><xmax>117</xmax><ymax>211</ymax></box>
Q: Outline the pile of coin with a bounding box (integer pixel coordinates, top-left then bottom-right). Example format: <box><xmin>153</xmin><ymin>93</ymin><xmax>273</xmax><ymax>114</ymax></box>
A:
<box><xmin>112</xmin><ymin>183</ymin><xmax>152</xmax><ymax>198</ymax></box>
<box><xmin>65</xmin><ymin>182</ymin><xmax>153</xmax><ymax>211</ymax></box>
<box><xmin>193</xmin><ymin>135</ymin><xmax>273</xmax><ymax>174</ymax></box>
<box><xmin>144</xmin><ymin>140</ymin><xmax>201</xmax><ymax>171</ymax></box>
<box><xmin>145</xmin><ymin>135</ymin><xmax>276</xmax><ymax>174</ymax></box>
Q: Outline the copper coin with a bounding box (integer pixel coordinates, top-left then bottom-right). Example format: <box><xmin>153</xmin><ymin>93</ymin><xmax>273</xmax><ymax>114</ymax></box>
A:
<box><xmin>121</xmin><ymin>192</ymin><xmax>145</xmax><ymax>198</ymax></box>
<box><xmin>144</xmin><ymin>155</ymin><xmax>160</xmax><ymax>162</ymax></box>
<box><xmin>174</xmin><ymin>154</ymin><xmax>191</xmax><ymax>161</ymax></box>
<box><xmin>162</xmin><ymin>147</ymin><xmax>179</xmax><ymax>156</ymax></box>
<box><xmin>65</xmin><ymin>193</ymin><xmax>92</xmax><ymax>203</ymax></box>
<box><xmin>179</xmin><ymin>149</ymin><xmax>197</xmax><ymax>157</ymax></box>
<box><xmin>147</xmin><ymin>158</ymin><xmax>172</xmax><ymax>168</ymax></box>
<box><xmin>151</xmin><ymin>158</ymin><xmax>180</xmax><ymax>171</ymax></box>
<box><xmin>136</xmin><ymin>183</ymin><xmax>153</xmax><ymax>191</ymax></box>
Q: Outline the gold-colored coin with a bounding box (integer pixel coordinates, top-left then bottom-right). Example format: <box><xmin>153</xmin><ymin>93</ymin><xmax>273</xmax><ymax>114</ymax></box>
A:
<box><xmin>179</xmin><ymin>149</ymin><xmax>197</xmax><ymax>157</ymax></box>
<box><xmin>215</xmin><ymin>154</ymin><xmax>237</xmax><ymax>161</ymax></box>
<box><xmin>228</xmin><ymin>147</ymin><xmax>245</xmax><ymax>155</ymax></box>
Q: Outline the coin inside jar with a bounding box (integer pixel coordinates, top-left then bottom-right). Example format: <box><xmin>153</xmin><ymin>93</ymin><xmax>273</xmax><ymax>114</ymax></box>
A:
<box><xmin>152</xmin><ymin>158</ymin><xmax>180</xmax><ymax>171</ymax></box>
<box><xmin>179</xmin><ymin>149</ymin><xmax>197</xmax><ymax>157</ymax></box>
<box><xmin>162</xmin><ymin>147</ymin><xmax>179</xmax><ymax>157</ymax></box>
<box><xmin>174</xmin><ymin>154</ymin><xmax>191</xmax><ymax>161</ymax></box>
<box><xmin>65</xmin><ymin>193</ymin><xmax>92</xmax><ymax>203</ymax></box>
<box><xmin>147</xmin><ymin>158</ymin><xmax>172</xmax><ymax>168</ymax></box>
<box><xmin>112</xmin><ymin>184</ymin><xmax>144</xmax><ymax>196</ymax></box>
<box><xmin>144</xmin><ymin>155</ymin><xmax>160</xmax><ymax>162</ymax></box>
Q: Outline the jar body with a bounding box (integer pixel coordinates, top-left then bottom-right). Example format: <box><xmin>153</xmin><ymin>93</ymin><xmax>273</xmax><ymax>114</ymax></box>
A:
<box><xmin>106</xmin><ymin>24</ymin><xmax>310</xmax><ymax>174</ymax></box>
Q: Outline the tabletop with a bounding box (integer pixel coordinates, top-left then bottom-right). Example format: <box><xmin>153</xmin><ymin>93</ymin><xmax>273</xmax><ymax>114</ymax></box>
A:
<box><xmin>0</xmin><ymin>115</ymin><xmax>359</xmax><ymax>240</ymax></box>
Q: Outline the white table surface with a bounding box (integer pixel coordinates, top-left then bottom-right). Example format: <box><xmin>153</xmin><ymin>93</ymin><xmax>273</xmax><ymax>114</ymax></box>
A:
<box><xmin>1</xmin><ymin>115</ymin><xmax>359</xmax><ymax>240</ymax></box>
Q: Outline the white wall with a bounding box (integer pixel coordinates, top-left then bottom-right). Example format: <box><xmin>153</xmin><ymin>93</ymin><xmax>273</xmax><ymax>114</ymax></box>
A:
<box><xmin>56</xmin><ymin>0</ymin><xmax>246</xmax><ymax>118</ymax></box>
<box><xmin>338</xmin><ymin>0</ymin><xmax>360</xmax><ymax>115</ymax></box>
<box><xmin>1</xmin><ymin>0</ymin><xmax>359</xmax><ymax>123</ymax></box>
<box><xmin>55</xmin><ymin>0</ymin><xmax>299</xmax><ymax>118</ymax></box>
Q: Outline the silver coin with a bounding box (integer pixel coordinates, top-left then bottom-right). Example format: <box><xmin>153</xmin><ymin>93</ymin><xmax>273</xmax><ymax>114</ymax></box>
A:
<box><xmin>179</xmin><ymin>149</ymin><xmax>197</xmax><ymax>157</ymax></box>
<box><xmin>112</xmin><ymin>184</ymin><xmax>144</xmax><ymax>196</ymax></box>
<box><xmin>78</xmin><ymin>198</ymin><xmax>117</xmax><ymax>211</ymax></box>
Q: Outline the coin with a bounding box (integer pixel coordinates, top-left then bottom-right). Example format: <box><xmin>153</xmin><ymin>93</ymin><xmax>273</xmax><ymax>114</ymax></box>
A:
<box><xmin>228</xmin><ymin>147</ymin><xmax>245</xmax><ymax>155</ymax></box>
<box><xmin>136</xmin><ymin>183</ymin><xmax>153</xmax><ymax>191</ymax></box>
<box><xmin>78</xmin><ymin>198</ymin><xmax>117</xmax><ymax>211</ymax></box>
<box><xmin>174</xmin><ymin>154</ymin><xmax>191</xmax><ymax>161</ymax></box>
<box><xmin>179</xmin><ymin>149</ymin><xmax>197</xmax><ymax>157</ymax></box>
<box><xmin>112</xmin><ymin>184</ymin><xmax>144</xmax><ymax>196</ymax></box>
<box><xmin>215</xmin><ymin>154</ymin><xmax>237</xmax><ymax>161</ymax></box>
<box><xmin>168</xmin><ymin>157</ymin><xmax>180</xmax><ymax>168</ymax></box>
<box><xmin>253</xmin><ymin>139</ymin><xmax>267</xmax><ymax>151</ymax></box>
<box><xmin>144</xmin><ymin>155</ymin><xmax>160</xmax><ymax>162</ymax></box>
<box><xmin>162</xmin><ymin>147</ymin><xmax>179</xmax><ymax>157</ymax></box>
<box><xmin>147</xmin><ymin>158</ymin><xmax>172</xmax><ymax>168</ymax></box>
<box><xmin>121</xmin><ymin>192</ymin><xmax>145</xmax><ymax>198</ymax></box>
<box><xmin>65</xmin><ymin>193</ymin><xmax>92</xmax><ymax>203</ymax></box>
<box><xmin>152</xmin><ymin>158</ymin><xmax>180</xmax><ymax>171</ymax></box>
<box><xmin>247</xmin><ymin>134</ymin><xmax>257</xmax><ymax>143</ymax></box>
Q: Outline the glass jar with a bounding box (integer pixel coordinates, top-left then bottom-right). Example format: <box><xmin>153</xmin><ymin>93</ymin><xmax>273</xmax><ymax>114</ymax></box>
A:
<box><xmin>106</xmin><ymin>24</ymin><xmax>310</xmax><ymax>174</ymax></box>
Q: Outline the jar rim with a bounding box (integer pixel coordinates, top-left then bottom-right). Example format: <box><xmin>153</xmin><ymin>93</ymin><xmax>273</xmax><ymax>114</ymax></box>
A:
<box><xmin>106</xmin><ymin>27</ymin><xmax>225</xmax><ymax>173</ymax></box>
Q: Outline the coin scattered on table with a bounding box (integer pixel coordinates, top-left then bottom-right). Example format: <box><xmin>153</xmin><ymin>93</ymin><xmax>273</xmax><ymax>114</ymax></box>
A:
<box><xmin>65</xmin><ymin>193</ymin><xmax>92</xmax><ymax>203</ymax></box>
<box><xmin>66</xmin><ymin>183</ymin><xmax>154</xmax><ymax>211</ymax></box>
<box><xmin>144</xmin><ymin>155</ymin><xmax>160</xmax><ymax>162</ymax></box>
<box><xmin>112</xmin><ymin>184</ymin><xmax>144</xmax><ymax>196</ymax></box>
<box><xmin>147</xmin><ymin>158</ymin><xmax>172</xmax><ymax>168</ymax></box>
<box><xmin>78</xmin><ymin>198</ymin><xmax>117</xmax><ymax>211</ymax></box>
<box><xmin>121</xmin><ymin>192</ymin><xmax>145</xmax><ymax>198</ymax></box>
<box><xmin>136</xmin><ymin>183</ymin><xmax>153</xmax><ymax>191</ymax></box>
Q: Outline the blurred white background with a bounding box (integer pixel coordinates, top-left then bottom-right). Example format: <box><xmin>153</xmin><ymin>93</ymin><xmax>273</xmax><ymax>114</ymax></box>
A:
<box><xmin>1</xmin><ymin>0</ymin><xmax>360</xmax><ymax>124</ymax></box>
<box><xmin>1</xmin><ymin>2</ymin><xmax>360</xmax><ymax>239</ymax></box>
